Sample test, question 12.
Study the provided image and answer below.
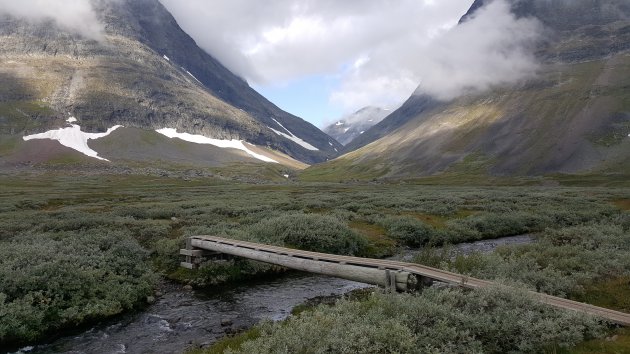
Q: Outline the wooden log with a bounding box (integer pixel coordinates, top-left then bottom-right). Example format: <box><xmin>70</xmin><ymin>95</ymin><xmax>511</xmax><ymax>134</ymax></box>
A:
<box><xmin>191</xmin><ymin>238</ymin><xmax>414</xmax><ymax>292</ymax></box>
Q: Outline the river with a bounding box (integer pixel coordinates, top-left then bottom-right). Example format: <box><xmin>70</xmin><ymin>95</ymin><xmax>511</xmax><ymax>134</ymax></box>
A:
<box><xmin>17</xmin><ymin>234</ymin><xmax>533</xmax><ymax>354</ymax></box>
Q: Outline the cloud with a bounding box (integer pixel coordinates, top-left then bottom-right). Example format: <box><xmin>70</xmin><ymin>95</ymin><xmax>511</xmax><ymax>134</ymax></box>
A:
<box><xmin>333</xmin><ymin>0</ymin><xmax>543</xmax><ymax>107</ymax></box>
<box><xmin>0</xmin><ymin>0</ymin><xmax>105</xmax><ymax>40</ymax></box>
<box><xmin>417</xmin><ymin>0</ymin><xmax>542</xmax><ymax>100</ymax></box>
<box><xmin>161</xmin><ymin>0</ymin><xmax>542</xmax><ymax>112</ymax></box>
<box><xmin>159</xmin><ymin>0</ymin><xmax>475</xmax><ymax>102</ymax></box>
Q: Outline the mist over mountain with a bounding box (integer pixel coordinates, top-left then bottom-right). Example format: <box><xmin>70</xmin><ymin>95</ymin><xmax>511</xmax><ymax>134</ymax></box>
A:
<box><xmin>323</xmin><ymin>107</ymin><xmax>392</xmax><ymax>146</ymax></box>
<box><xmin>306</xmin><ymin>0</ymin><xmax>630</xmax><ymax>180</ymax></box>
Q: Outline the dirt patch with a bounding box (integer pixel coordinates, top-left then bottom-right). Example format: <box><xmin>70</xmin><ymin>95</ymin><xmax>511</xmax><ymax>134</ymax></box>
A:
<box><xmin>573</xmin><ymin>276</ymin><xmax>630</xmax><ymax>313</ymax></box>
<box><xmin>349</xmin><ymin>220</ymin><xmax>395</xmax><ymax>258</ymax></box>
<box><xmin>613</xmin><ymin>199</ymin><xmax>630</xmax><ymax>211</ymax></box>
<box><xmin>402</xmin><ymin>210</ymin><xmax>478</xmax><ymax>228</ymax></box>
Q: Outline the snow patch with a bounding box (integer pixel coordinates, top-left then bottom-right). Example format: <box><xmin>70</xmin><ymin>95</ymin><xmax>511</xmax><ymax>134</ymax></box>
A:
<box><xmin>186</xmin><ymin>70</ymin><xmax>201</xmax><ymax>83</ymax></box>
<box><xmin>267</xmin><ymin>127</ymin><xmax>318</xmax><ymax>151</ymax></box>
<box><xmin>360</xmin><ymin>131</ymin><xmax>365</xmax><ymax>134</ymax></box>
<box><xmin>344</xmin><ymin>128</ymin><xmax>350</xmax><ymax>133</ymax></box>
<box><xmin>268</xmin><ymin>118</ymin><xmax>319</xmax><ymax>151</ymax></box>
<box><xmin>271</xmin><ymin>118</ymin><xmax>291</xmax><ymax>134</ymax></box>
<box><xmin>328</xmin><ymin>142</ymin><xmax>333</xmax><ymax>146</ymax></box>
<box><xmin>283</xmin><ymin>174</ymin><xmax>290</xmax><ymax>178</ymax></box>
<box><xmin>335</xmin><ymin>121</ymin><xmax>344</xmax><ymax>126</ymax></box>
<box><xmin>66</xmin><ymin>117</ymin><xmax>77</xmax><ymax>123</ymax></box>
<box><xmin>23</xmin><ymin>124</ymin><xmax>122</xmax><ymax>161</ymax></box>
<box><xmin>156</xmin><ymin>128</ymin><xmax>278</xmax><ymax>163</ymax></box>
<box><xmin>163</xmin><ymin>55</ymin><xmax>170</xmax><ymax>61</ymax></box>
<box><xmin>181</xmin><ymin>67</ymin><xmax>202</xmax><ymax>83</ymax></box>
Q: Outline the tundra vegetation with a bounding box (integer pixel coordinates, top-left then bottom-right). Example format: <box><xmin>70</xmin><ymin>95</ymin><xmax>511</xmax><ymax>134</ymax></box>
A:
<box><xmin>0</xmin><ymin>173</ymin><xmax>629</xmax><ymax>353</ymax></box>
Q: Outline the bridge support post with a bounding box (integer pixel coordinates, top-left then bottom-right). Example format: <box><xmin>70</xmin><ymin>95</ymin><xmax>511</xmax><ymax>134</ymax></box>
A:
<box><xmin>180</xmin><ymin>238</ymin><xmax>205</xmax><ymax>269</ymax></box>
<box><xmin>385</xmin><ymin>270</ymin><xmax>396</xmax><ymax>292</ymax></box>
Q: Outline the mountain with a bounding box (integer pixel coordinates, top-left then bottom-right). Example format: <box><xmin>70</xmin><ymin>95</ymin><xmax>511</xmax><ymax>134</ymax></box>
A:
<box><xmin>342</xmin><ymin>95</ymin><xmax>439</xmax><ymax>153</ymax></box>
<box><xmin>323</xmin><ymin>107</ymin><xmax>392</xmax><ymax>146</ymax></box>
<box><xmin>303</xmin><ymin>0</ymin><xmax>630</xmax><ymax>181</ymax></box>
<box><xmin>0</xmin><ymin>0</ymin><xmax>342</xmax><ymax>170</ymax></box>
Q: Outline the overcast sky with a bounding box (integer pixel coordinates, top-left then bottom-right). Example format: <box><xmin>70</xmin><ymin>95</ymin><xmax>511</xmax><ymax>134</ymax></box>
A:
<box><xmin>159</xmin><ymin>0</ymin><xmax>476</xmax><ymax>126</ymax></box>
<box><xmin>160</xmin><ymin>0</ymin><xmax>541</xmax><ymax>127</ymax></box>
<box><xmin>0</xmin><ymin>0</ymin><xmax>542</xmax><ymax>128</ymax></box>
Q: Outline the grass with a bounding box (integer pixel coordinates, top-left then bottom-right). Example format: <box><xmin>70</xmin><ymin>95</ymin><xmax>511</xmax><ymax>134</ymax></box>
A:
<box><xmin>188</xmin><ymin>327</ymin><xmax>262</xmax><ymax>354</ymax></box>
<box><xmin>561</xmin><ymin>328</ymin><xmax>630</xmax><ymax>354</ymax></box>
<box><xmin>400</xmin><ymin>210</ymin><xmax>478</xmax><ymax>229</ymax></box>
<box><xmin>1</xmin><ymin>173</ymin><xmax>630</xmax><ymax>351</ymax></box>
<box><xmin>348</xmin><ymin>220</ymin><xmax>396</xmax><ymax>257</ymax></box>
<box><xmin>298</xmin><ymin>156</ymin><xmax>390</xmax><ymax>182</ymax></box>
<box><xmin>613</xmin><ymin>199</ymin><xmax>630</xmax><ymax>211</ymax></box>
<box><xmin>0</xmin><ymin>100</ymin><xmax>56</xmax><ymax>133</ymax></box>
<box><xmin>573</xmin><ymin>277</ymin><xmax>630</xmax><ymax>313</ymax></box>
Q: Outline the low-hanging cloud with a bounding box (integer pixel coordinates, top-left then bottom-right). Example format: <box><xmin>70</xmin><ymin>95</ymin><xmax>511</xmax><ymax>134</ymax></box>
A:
<box><xmin>159</xmin><ymin>0</ymin><xmax>475</xmax><ymax>106</ymax></box>
<box><xmin>332</xmin><ymin>0</ymin><xmax>543</xmax><ymax>107</ymax></box>
<box><xmin>161</xmin><ymin>0</ymin><xmax>542</xmax><ymax>112</ymax></box>
<box><xmin>401</xmin><ymin>0</ymin><xmax>543</xmax><ymax>101</ymax></box>
<box><xmin>0</xmin><ymin>0</ymin><xmax>104</xmax><ymax>40</ymax></box>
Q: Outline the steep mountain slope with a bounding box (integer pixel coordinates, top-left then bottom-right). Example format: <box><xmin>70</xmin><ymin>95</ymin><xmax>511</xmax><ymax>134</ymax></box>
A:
<box><xmin>323</xmin><ymin>107</ymin><xmax>392</xmax><ymax>146</ymax></box>
<box><xmin>304</xmin><ymin>0</ymin><xmax>630</xmax><ymax>180</ymax></box>
<box><xmin>0</xmin><ymin>0</ymin><xmax>341</xmax><ymax>167</ymax></box>
<box><xmin>342</xmin><ymin>96</ymin><xmax>440</xmax><ymax>152</ymax></box>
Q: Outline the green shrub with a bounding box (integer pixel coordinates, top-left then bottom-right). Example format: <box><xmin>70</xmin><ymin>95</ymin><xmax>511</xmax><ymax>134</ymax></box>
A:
<box><xmin>0</xmin><ymin>231</ymin><xmax>156</xmax><ymax>345</ymax></box>
<box><xmin>446</xmin><ymin>211</ymin><xmax>547</xmax><ymax>242</ymax></box>
<box><xmin>250</xmin><ymin>213</ymin><xmax>367</xmax><ymax>255</ymax></box>
<box><xmin>381</xmin><ymin>216</ymin><xmax>441</xmax><ymax>247</ymax></box>
<box><xmin>232</xmin><ymin>287</ymin><xmax>604</xmax><ymax>354</ymax></box>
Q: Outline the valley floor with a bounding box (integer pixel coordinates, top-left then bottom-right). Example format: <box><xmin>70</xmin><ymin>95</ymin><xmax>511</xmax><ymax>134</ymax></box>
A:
<box><xmin>0</xmin><ymin>173</ymin><xmax>629</xmax><ymax>353</ymax></box>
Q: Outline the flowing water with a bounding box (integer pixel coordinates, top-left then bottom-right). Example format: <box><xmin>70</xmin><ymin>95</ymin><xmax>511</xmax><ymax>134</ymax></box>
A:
<box><xmin>22</xmin><ymin>275</ymin><xmax>368</xmax><ymax>354</ymax></box>
<box><xmin>17</xmin><ymin>234</ymin><xmax>534</xmax><ymax>354</ymax></box>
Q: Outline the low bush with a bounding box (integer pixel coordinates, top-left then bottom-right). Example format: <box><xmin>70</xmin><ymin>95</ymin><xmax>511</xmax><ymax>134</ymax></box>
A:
<box><xmin>0</xmin><ymin>230</ymin><xmax>156</xmax><ymax>345</ymax></box>
<box><xmin>232</xmin><ymin>286</ymin><xmax>604</xmax><ymax>354</ymax></box>
<box><xmin>445</xmin><ymin>211</ymin><xmax>547</xmax><ymax>242</ymax></box>
<box><xmin>250</xmin><ymin>213</ymin><xmax>367</xmax><ymax>255</ymax></box>
<box><xmin>381</xmin><ymin>216</ymin><xmax>444</xmax><ymax>247</ymax></box>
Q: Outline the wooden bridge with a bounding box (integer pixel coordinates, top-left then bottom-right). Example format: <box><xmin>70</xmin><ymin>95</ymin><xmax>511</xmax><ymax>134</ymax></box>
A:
<box><xmin>181</xmin><ymin>235</ymin><xmax>630</xmax><ymax>326</ymax></box>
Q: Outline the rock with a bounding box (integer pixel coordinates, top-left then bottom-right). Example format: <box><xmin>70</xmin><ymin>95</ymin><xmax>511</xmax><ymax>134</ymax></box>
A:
<box><xmin>171</xmin><ymin>217</ymin><xmax>178</xmax><ymax>221</ymax></box>
<box><xmin>183</xmin><ymin>285</ymin><xmax>193</xmax><ymax>291</ymax></box>
<box><xmin>146</xmin><ymin>296</ymin><xmax>156</xmax><ymax>304</ymax></box>
<box><xmin>154</xmin><ymin>290</ymin><xmax>163</xmax><ymax>297</ymax></box>
<box><xmin>220</xmin><ymin>319</ymin><xmax>233</xmax><ymax>327</ymax></box>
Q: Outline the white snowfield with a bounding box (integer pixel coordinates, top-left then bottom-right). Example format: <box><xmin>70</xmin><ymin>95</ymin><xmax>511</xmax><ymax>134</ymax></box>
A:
<box><xmin>23</xmin><ymin>122</ymin><xmax>122</xmax><ymax>161</ymax></box>
<box><xmin>156</xmin><ymin>128</ymin><xmax>278</xmax><ymax>163</ymax></box>
<box><xmin>163</xmin><ymin>55</ymin><xmax>170</xmax><ymax>61</ymax></box>
<box><xmin>269</xmin><ymin>118</ymin><xmax>319</xmax><ymax>151</ymax></box>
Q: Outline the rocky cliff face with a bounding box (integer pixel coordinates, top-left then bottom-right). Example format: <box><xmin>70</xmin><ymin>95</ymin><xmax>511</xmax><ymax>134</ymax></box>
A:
<box><xmin>307</xmin><ymin>0</ymin><xmax>630</xmax><ymax>179</ymax></box>
<box><xmin>0</xmin><ymin>0</ymin><xmax>342</xmax><ymax>164</ymax></box>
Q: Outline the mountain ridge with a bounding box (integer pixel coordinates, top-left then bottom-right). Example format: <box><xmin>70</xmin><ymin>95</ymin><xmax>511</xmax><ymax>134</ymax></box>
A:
<box><xmin>323</xmin><ymin>106</ymin><xmax>392</xmax><ymax>146</ymax></box>
<box><xmin>303</xmin><ymin>0</ymin><xmax>630</xmax><ymax>180</ymax></box>
<box><xmin>0</xmin><ymin>0</ymin><xmax>342</xmax><ymax>167</ymax></box>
